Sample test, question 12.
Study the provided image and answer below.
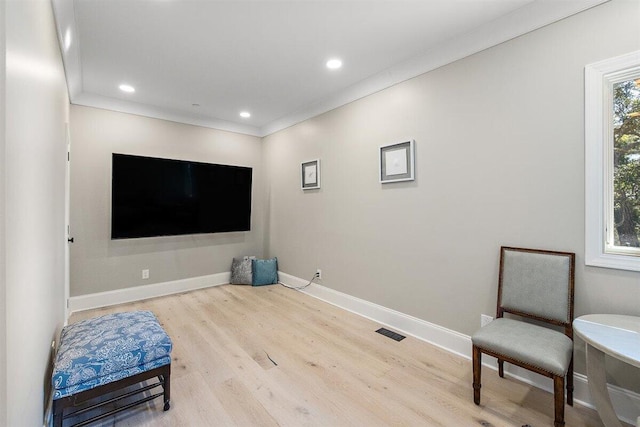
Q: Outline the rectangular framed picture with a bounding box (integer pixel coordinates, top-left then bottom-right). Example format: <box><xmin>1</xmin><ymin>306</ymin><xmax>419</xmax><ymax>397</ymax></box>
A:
<box><xmin>379</xmin><ymin>140</ymin><xmax>415</xmax><ymax>183</ymax></box>
<box><xmin>301</xmin><ymin>159</ymin><xmax>321</xmax><ymax>190</ymax></box>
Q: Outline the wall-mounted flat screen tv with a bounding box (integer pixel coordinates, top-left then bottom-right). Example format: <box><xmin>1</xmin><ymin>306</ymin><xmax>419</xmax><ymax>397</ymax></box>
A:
<box><xmin>111</xmin><ymin>153</ymin><xmax>252</xmax><ymax>239</ymax></box>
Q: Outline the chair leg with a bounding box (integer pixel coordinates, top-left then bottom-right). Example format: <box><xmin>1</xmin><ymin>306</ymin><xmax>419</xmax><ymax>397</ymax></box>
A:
<box><xmin>472</xmin><ymin>345</ymin><xmax>482</xmax><ymax>405</ymax></box>
<box><xmin>567</xmin><ymin>358</ymin><xmax>574</xmax><ymax>406</ymax></box>
<box><xmin>498</xmin><ymin>359</ymin><xmax>504</xmax><ymax>378</ymax></box>
<box><xmin>553</xmin><ymin>375</ymin><xmax>565</xmax><ymax>427</ymax></box>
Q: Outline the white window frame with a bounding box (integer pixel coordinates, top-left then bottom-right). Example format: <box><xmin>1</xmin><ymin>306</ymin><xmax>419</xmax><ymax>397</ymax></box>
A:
<box><xmin>585</xmin><ymin>50</ymin><xmax>640</xmax><ymax>272</ymax></box>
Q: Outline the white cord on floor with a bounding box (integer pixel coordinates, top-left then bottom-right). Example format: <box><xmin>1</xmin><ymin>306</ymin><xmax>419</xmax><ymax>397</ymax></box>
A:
<box><xmin>278</xmin><ymin>273</ymin><xmax>317</xmax><ymax>290</ymax></box>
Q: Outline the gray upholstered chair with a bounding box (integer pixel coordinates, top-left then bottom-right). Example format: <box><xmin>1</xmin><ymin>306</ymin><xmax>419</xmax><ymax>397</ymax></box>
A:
<box><xmin>471</xmin><ymin>246</ymin><xmax>575</xmax><ymax>427</ymax></box>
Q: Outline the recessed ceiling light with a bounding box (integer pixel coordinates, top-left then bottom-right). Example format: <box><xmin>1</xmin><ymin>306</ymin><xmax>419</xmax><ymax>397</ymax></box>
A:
<box><xmin>326</xmin><ymin>58</ymin><xmax>342</xmax><ymax>70</ymax></box>
<box><xmin>239</xmin><ymin>111</ymin><xmax>251</xmax><ymax>118</ymax></box>
<box><xmin>119</xmin><ymin>84</ymin><xmax>135</xmax><ymax>93</ymax></box>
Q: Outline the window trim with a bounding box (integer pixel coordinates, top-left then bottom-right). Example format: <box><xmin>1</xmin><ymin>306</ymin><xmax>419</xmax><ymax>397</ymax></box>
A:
<box><xmin>585</xmin><ymin>50</ymin><xmax>640</xmax><ymax>272</ymax></box>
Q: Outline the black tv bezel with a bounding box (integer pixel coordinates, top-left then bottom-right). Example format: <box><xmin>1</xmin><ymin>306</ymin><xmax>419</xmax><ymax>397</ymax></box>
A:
<box><xmin>110</xmin><ymin>153</ymin><xmax>253</xmax><ymax>240</ymax></box>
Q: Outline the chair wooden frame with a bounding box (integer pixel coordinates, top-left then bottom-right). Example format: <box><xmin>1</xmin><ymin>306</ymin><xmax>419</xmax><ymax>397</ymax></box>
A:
<box><xmin>472</xmin><ymin>247</ymin><xmax>575</xmax><ymax>427</ymax></box>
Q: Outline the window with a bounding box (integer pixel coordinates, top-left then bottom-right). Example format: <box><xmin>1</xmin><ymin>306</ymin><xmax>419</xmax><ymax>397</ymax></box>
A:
<box><xmin>585</xmin><ymin>50</ymin><xmax>640</xmax><ymax>272</ymax></box>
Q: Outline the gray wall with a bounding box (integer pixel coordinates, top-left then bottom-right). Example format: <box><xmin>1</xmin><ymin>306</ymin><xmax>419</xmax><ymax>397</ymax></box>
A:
<box><xmin>69</xmin><ymin>105</ymin><xmax>264</xmax><ymax>296</ymax></box>
<box><xmin>263</xmin><ymin>0</ymin><xmax>640</xmax><ymax>390</ymax></box>
<box><xmin>5</xmin><ymin>0</ymin><xmax>69</xmax><ymax>424</ymax></box>
<box><xmin>0</xmin><ymin>0</ymin><xmax>6</xmax><ymax>424</ymax></box>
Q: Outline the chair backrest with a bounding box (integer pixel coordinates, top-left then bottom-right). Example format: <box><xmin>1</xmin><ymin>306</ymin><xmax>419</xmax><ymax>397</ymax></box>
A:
<box><xmin>498</xmin><ymin>247</ymin><xmax>575</xmax><ymax>328</ymax></box>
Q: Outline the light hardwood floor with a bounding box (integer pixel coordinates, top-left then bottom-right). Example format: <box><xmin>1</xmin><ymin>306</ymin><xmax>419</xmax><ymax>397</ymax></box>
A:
<box><xmin>67</xmin><ymin>284</ymin><xmax>612</xmax><ymax>427</ymax></box>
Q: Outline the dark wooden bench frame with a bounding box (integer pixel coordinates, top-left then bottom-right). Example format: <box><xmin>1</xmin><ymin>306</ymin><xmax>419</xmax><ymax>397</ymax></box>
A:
<box><xmin>52</xmin><ymin>363</ymin><xmax>171</xmax><ymax>427</ymax></box>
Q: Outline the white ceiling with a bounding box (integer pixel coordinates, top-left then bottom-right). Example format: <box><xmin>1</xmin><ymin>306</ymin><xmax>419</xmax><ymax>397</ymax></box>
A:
<box><xmin>52</xmin><ymin>0</ymin><xmax>607</xmax><ymax>137</ymax></box>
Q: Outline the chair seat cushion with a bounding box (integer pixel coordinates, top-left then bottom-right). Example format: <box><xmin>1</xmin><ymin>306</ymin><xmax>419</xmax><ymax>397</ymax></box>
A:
<box><xmin>471</xmin><ymin>318</ymin><xmax>572</xmax><ymax>376</ymax></box>
<box><xmin>52</xmin><ymin>310</ymin><xmax>172</xmax><ymax>399</ymax></box>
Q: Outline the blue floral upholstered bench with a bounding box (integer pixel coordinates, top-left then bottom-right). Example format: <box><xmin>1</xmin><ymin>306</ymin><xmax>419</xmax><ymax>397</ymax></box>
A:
<box><xmin>52</xmin><ymin>311</ymin><xmax>172</xmax><ymax>427</ymax></box>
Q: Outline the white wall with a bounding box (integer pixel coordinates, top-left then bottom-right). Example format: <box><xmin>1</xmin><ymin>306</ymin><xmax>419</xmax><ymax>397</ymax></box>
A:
<box><xmin>69</xmin><ymin>106</ymin><xmax>264</xmax><ymax>296</ymax></box>
<box><xmin>5</xmin><ymin>0</ymin><xmax>69</xmax><ymax>425</ymax></box>
<box><xmin>263</xmin><ymin>0</ymin><xmax>640</xmax><ymax>391</ymax></box>
<box><xmin>0</xmin><ymin>1</ymin><xmax>6</xmax><ymax>424</ymax></box>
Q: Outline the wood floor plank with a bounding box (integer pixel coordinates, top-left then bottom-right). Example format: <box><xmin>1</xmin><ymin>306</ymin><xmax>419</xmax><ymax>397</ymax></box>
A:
<box><xmin>65</xmin><ymin>284</ymin><xmax>621</xmax><ymax>426</ymax></box>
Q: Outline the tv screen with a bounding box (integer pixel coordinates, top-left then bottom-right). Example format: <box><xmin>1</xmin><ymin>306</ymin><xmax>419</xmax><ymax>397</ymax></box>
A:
<box><xmin>111</xmin><ymin>154</ymin><xmax>252</xmax><ymax>239</ymax></box>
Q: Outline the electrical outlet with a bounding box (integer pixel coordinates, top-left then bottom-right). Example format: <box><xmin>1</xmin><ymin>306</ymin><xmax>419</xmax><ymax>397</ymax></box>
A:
<box><xmin>481</xmin><ymin>314</ymin><xmax>493</xmax><ymax>328</ymax></box>
<box><xmin>316</xmin><ymin>269</ymin><xmax>322</xmax><ymax>280</ymax></box>
<box><xmin>142</xmin><ymin>269</ymin><xmax>149</xmax><ymax>279</ymax></box>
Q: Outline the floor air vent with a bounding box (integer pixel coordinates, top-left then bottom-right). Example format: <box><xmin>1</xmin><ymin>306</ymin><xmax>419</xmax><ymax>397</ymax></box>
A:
<box><xmin>376</xmin><ymin>327</ymin><xmax>406</xmax><ymax>342</ymax></box>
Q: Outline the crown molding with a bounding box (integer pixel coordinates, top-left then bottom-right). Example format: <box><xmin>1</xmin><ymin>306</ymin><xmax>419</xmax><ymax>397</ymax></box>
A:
<box><xmin>52</xmin><ymin>0</ymin><xmax>610</xmax><ymax>138</ymax></box>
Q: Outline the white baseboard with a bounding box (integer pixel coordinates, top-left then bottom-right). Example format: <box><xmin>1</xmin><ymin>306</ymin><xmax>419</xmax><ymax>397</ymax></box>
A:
<box><xmin>278</xmin><ymin>272</ymin><xmax>640</xmax><ymax>425</ymax></box>
<box><xmin>278</xmin><ymin>272</ymin><xmax>471</xmax><ymax>358</ymax></box>
<box><xmin>66</xmin><ymin>271</ymin><xmax>639</xmax><ymax>424</ymax></box>
<box><xmin>68</xmin><ymin>272</ymin><xmax>230</xmax><ymax>314</ymax></box>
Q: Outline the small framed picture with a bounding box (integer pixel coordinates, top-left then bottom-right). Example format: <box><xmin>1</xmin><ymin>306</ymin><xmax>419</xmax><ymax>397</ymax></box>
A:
<box><xmin>301</xmin><ymin>159</ymin><xmax>321</xmax><ymax>190</ymax></box>
<box><xmin>379</xmin><ymin>140</ymin><xmax>415</xmax><ymax>183</ymax></box>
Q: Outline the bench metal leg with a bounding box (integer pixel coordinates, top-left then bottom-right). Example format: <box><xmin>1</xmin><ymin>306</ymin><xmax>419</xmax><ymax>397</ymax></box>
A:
<box><xmin>162</xmin><ymin>364</ymin><xmax>171</xmax><ymax>411</ymax></box>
